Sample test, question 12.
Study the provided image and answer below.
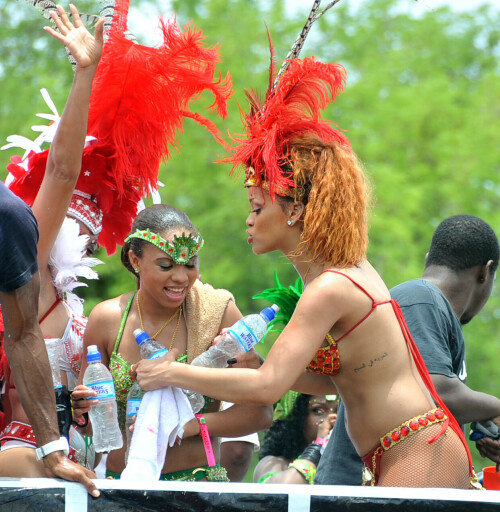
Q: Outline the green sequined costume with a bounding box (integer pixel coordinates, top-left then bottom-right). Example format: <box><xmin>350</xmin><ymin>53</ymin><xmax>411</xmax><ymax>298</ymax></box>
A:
<box><xmin>109</xmin><ymin>279</ymin><xmax>233</xmax><ymax>428</ymax></box>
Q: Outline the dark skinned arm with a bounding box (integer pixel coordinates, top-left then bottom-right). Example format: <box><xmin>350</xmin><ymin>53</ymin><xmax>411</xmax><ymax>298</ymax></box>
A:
<box><xmin>431</xmin><ymin>373</ymin><xmax>500</xmax><ymax>425</ymax></box>
<box><xmin>1</xmin><ymin>274</ymin><xmax>99</xmax><ymax>496</ymax></box>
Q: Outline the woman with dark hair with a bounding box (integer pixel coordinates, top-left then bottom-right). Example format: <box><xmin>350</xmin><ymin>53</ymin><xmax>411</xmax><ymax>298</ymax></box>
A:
<box><xmin>254</xmin><ymin>393</ymin><xmax>337</xmax><ymax>484</ymax></box>
<box><xmin>72</xmin><ymin>204</ymin><xmax>272</xmax><ymax>481</ymax></box>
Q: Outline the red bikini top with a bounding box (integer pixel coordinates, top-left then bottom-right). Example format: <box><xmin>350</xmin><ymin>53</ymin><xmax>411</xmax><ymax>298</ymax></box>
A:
<box><xmin>307</xmin><ymin>270</ymin><xmax>392</xmax><ymax>376</ymax></box>
<box><xmin>307</xmin><ymin>332</ymin><xmax>340</xmax><ymax>375</ymax></box>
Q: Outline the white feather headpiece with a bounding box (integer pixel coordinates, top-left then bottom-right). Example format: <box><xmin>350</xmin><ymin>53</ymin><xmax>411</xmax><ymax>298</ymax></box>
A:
<box><xmin>49</xmin><ymin>218</ymin><xmax>103</xmax><ymax>316</ymax></box>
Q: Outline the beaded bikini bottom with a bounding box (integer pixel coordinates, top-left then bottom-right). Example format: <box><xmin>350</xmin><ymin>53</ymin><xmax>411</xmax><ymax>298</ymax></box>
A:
<box><xmin>361</xmin><ymin>408</ymin><xmax>447</xmax><ymax>486</ymax></box>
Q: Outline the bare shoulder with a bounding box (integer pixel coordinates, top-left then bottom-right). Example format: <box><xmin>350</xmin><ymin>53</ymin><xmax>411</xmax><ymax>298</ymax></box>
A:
<box><xmin>219</xmin><ymin>299</ymin><xmax>243</xmax><ymax>329</ymax></box>
<box><xmin>87</xmin><ymin>292</ymin><xmax>134</xmax><ymax>329</ymax></box>
<box><xmin>309</xmin><ymin>269</ymin><xmax>354</xmax><ymax>297</ymax></box>
<box><xmin>82</xmin><ymin>293</ymin><xmax>135</xmax><ymax>369</ymax></box>
<box><xmin>310</xmin><ymin>263</ymin><xmax>389</xmax><ymax>302</ymax></box>
<box><xmin>300</xmin><ymin>269</ymin><xmax>355</xmax><ymax>313</ymax></box>
<box><xmin>298</xmin><ymin>263</ymin><xmax>389</xmax><ymax>325</ymax></box>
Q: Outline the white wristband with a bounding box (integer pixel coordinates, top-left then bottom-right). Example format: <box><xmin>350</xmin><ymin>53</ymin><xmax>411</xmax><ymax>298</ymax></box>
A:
<box><xmin>35</xmin><ymin>437</ymin><xmax>70</xmax><ymax>461</ymax></box>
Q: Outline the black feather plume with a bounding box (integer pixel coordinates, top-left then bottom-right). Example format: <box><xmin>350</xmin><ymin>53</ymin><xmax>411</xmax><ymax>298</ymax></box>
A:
<box><xmin>20</xmin><ymin>0</ymin><xmax>102</xmax><ymax>70</ymax></box>
<box><xmin>272</xmin><ymin>0</ymin><xmax>342</xmax><ymax>93</ymax></box>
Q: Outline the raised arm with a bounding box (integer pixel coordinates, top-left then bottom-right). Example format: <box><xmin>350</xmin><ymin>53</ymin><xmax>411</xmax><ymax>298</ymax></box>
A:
<box><xmin>1</xmin><ymin>5</ymin><xmax>104</xmax><ymax>495</ymax></box>
<box><xmin>33</xmin><ymin>4</ymin><xmax>104</xmax><ymax>271</ymax></box>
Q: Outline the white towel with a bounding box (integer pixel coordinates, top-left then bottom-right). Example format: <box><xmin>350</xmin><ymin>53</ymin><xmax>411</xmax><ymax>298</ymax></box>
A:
<box><xmin>121</xmin><ymin>386</ymin><xmax>194</xmax><ymax>481</ymax></box>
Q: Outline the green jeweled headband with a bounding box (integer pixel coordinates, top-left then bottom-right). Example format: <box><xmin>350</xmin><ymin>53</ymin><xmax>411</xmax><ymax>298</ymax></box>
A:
<box><xmin>125</xmin><ymin>228</ymin><xmax>204</xmax><ymax>264</ymax></box>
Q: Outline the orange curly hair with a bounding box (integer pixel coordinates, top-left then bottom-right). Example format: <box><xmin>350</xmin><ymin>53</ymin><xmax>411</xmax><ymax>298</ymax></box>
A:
<box><xmin>283</xmin><ymin>133</ymin><xmax>371</xmax><ymax>267</ymax></box>
<box><xmin>224</xmin><ymin>31</ymin><xmax>370</xmax><ymax>266</ymax></box>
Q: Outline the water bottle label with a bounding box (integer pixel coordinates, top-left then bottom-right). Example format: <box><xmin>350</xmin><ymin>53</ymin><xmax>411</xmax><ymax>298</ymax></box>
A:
<box><xmin>149</xmin><ymin>349</ymin><xmax>168</xmax><ymax>359</ymax></box>
<box><xmin>228</xmin><ymin>320</ymin><xmax>258</xmax><ymax>352</ymax></box>
<box><xmin>126</xmin><ymin>399</ymin><xmax>142</xmax><ymax>417</ymax></box>
<box><xmin>87</xmin><ymin>380</ymin><xmax>116</xmax><ymax>400</ymax></box>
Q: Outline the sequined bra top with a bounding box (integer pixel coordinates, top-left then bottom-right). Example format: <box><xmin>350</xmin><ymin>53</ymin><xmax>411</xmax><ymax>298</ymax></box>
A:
<box><xmin>109</xmin><ymin>293</ymin><xmax>189</xmax><ymax>427</ymax></box>
<box><xmin>109</xmin><ymin>293</ymin><xmax>215</xmax><ymax>428</ymax></box>
<box><xmin>307</xmin><ymin>270</ymin><xmax>392</xmax><ymax>376</ymax></box>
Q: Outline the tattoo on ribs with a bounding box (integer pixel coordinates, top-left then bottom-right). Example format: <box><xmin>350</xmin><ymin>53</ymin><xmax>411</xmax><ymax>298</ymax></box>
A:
<box><xmin>354</xmin><ymin>352</ymin><xmax>389</xmax><ymax>373</ymax></box>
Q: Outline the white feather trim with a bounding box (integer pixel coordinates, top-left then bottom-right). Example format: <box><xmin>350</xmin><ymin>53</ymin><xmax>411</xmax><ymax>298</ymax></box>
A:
<box><xmin>49</xmin><ymin>217</ymin><xmax>103</xmax><ymax>316</ymax></box>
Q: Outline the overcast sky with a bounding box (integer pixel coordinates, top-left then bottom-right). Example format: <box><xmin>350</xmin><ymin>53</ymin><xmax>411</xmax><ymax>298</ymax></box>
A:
<box><xmin>289</xmin><ymin>0</ymin><xmax>495</xmax><ymax>13</ymax></box>
<box><xmin>130</xmin><ymin>0</ymin><xmax>497</xmax><ymax>45</ymax></box>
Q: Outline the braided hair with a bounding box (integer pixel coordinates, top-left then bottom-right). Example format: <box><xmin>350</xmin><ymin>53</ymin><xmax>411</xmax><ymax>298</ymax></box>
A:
<box><xmin>259</xmin><ymin>394</ymin><xmax>312</xmax><ymax>462</ymax></box>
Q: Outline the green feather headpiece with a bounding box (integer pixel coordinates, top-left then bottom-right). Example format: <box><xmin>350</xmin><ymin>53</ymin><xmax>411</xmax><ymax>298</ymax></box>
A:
<box><xmin>253</xmin><ymin>270</ymin><xmax>304</xmax><ymax>420</ymax></box>
<box><xmin>125</xmin><ymin>228</ymin><xmax>204</xmax><ymax>264</ymax></box>
<box><xmin>252</xmin><ymin>269</ymin><xmax>303</xmax><ymax>338</ymax></box>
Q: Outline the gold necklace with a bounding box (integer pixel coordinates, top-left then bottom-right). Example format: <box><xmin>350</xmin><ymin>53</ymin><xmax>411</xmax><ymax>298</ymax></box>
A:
<box><xmin>168</xmin><ymin>305</ymin><xmax>183</xmax><ymax>351</ymax></box>
<box><xmin>136</xmin><ymin>291</ymin><xmax>183</xmax><ymax>349</ymax></box>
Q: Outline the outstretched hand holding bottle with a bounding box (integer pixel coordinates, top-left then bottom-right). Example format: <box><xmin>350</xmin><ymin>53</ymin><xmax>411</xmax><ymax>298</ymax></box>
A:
<box><xmin>134</xmin><ymin>305</ymin><xmax>279</xmax><ymax>391</ymax></box>
<box><xmin>124</xmin><ymin>329</ymin><xmax>204</xmax><ymax>462</ymax></box>
<box><xmin>190</xmin><ymin>305</ymin><xmax>279</xmax><ymax>369</ymax></box>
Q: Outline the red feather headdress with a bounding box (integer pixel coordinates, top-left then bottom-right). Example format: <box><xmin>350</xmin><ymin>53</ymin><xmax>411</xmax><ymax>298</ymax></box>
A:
<box><xmin>4</xmin><ymin>0</ymin><xmax>232</xmax><ymax>254</ymax></box>
<box><xmin>87</xmin><ymin>0</ymin><xmax>232</xmax><ymax>198</ymax></box>
<box><xmin>5</xmin><ymin>144</ymin><xmax>142</xmax><ymax>255</ymax></box>
<box><xmin>223</xmin><ymin>0</ymin><xmax>347</xmax><ymax>200</ymax></box>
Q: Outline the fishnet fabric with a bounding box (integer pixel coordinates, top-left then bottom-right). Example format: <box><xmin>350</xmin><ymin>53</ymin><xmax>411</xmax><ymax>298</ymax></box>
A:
<box><xmin>377</xmin><ymin>422</ymin><xmax>471</xmax><ymax>488</ymax></box>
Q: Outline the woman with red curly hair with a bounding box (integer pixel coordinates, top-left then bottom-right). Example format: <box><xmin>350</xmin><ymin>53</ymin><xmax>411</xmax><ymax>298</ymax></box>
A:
<box><xmin>134</xmin><ymin>4</ymin><xmax>479</xmax><ymax>489</ymax></box>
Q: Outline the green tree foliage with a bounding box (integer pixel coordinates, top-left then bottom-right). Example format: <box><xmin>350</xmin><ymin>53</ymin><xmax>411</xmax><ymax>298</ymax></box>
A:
<box><xmin>1</xmin><ymin>0</ymin><xmax>499</xmax><ymax>475</ymax></box>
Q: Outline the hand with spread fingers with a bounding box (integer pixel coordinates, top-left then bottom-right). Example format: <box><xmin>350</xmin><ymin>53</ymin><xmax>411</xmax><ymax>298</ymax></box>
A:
<box><xmin>42</xmin><ymin>451</ymin><xmax>100</xmax><ymax>498</ymax></box>
<box><xmin>44</xmin><ymin>3</ymin><xmax>104</xmax><ymax>70</ymax></box>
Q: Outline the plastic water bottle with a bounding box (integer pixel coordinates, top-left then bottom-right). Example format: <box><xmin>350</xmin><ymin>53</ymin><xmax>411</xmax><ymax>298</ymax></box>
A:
<box><xmin>134</xmin><ymin>328</ymin><xmax>169</xmax><ymax>359</ymax></box>
<box><xmin>124</xmin><ymin>329</ymin><xmax>165</xmax><ymax>457</ymax></box>
<box><xmin>129</xmin><ymin>329</ymin><xmax>205</xmax><ymax>415</ymax></box>
<box><xmin>83</xmin><ymin>345</ymin><xmax>123</xmax><ymax>453</ymax></box>
<box><xmin>44</xmin><ymin>339</ymin><xmax>72</xmax><ymax>439</ymax></box>
<box><xmin>124</xmin><ymin>379</ymin><xmax>144</xmax><ymax>463</ymax></box>
<box><xmin>190</xmin><ymin>305</ymin><xmax>279</xmax><ymax>369</ymax></box>
<box><xmin>125</xmin><ymin>329</ymin><xmax>166</xmax><ymax>450</ymax></box>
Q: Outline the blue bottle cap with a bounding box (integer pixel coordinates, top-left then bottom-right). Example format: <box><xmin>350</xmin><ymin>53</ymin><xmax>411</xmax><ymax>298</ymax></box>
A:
<box><xmin>86</xmin><ymin>345</ymin><xmax>102</xmax><ymax>363</ymax></box>
<box><xmin>133</xmin><ymin>328</ymin><xmax>151</xmax><ymax>346</ymax></box>
<box><xmin>260</xmin><ymin>304</ymin><xmax>279</xmax><ymax>322</ymax></box>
